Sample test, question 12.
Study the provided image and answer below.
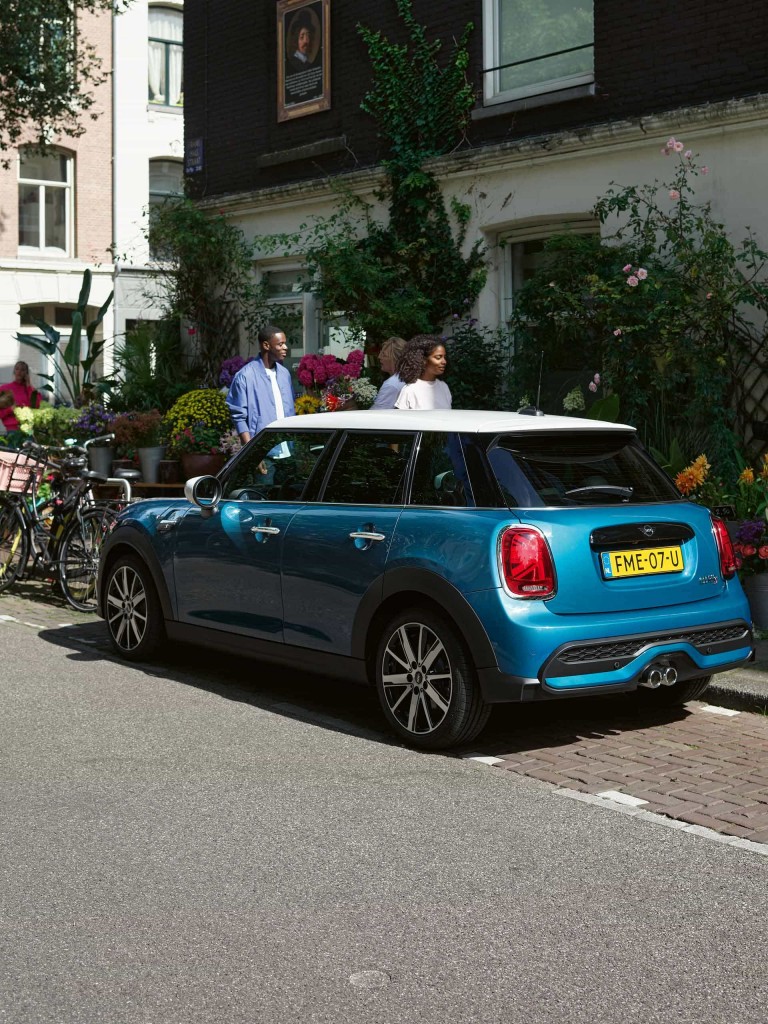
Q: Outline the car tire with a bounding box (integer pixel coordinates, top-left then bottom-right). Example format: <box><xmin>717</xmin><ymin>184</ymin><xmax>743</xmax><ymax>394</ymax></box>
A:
<box><xmin>375</xmin><ymin>607</ymin><xmax>491</xmax><ymax>750</ymax></box>
<box><xmin>103</xmin><ymin>554</ymin><xmax>165</xmax><ymax>661</ymax></box>
<box><xmin>636</xmin><ymin>675</ymin><xmax>712</xmax><ymax>707</ymax></box>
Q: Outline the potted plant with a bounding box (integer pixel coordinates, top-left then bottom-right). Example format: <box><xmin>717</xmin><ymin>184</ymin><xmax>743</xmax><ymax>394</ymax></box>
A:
<box><xmin>112</xmin><ymin>409</ymin><xmax>167</xmax><ymax>483</ymax></box>
<box><xmin>71</xmin><ymin>402</ymin><xmax>116</xmax><ymax>475</ymax></box>
<box><xmin>168</xmin><ymin>422</ymin><xmax>234</xmax><ymax>478</ymax></box>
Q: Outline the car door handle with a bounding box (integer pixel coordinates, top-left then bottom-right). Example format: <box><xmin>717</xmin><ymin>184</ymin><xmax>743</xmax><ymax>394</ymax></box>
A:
<box><xmin>251</xmin><ymin>525</ymin><xmax>281</xmax><ymax>536</ymax></box>
<box><xmin>349</xmin><ymin>531</ymin><xmax>386</xmax><ymax>542</ymax></box>
<box><xmin>157</xmin><ymin>519</ymin><xmax>178</xmax><ymax>533</ymax></box>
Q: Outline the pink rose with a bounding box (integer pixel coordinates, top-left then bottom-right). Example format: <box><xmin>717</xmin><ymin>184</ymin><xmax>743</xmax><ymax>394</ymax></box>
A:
<box><xmin>759</xmin><ymin>545</ymin><xmax>768</xmax><ymax>560</ymax></box>
<box><xmin>593</xmin><ymin>373</ymin><xmax>601</xmax><ymax>384</ymax></box>
<box><xmin>622</xmin><ymin>264</ymin><xmax>632</xmax><ymax>273</ymax></box>
<box><xmin>669</xmin><ymin>189</ymin><xmax>680</xmax><ymax>200</ymax></box>
<box><xmin>684</xmin><ymin>150</ymin><xmax>693</xmax><ymax>159</ymax></box>
<box><xmin>589</xmin><ymin>381</ymin><xmax>597</xmax><ymax>393</ymax></box>
<box><xmin>673</xmin><ymin>141</ymin><xmax>684</xmax><ymax>153</ymax></box>
<box><xmin>706</xmin><ymin>292</ymin><xmax>713</xmax><ymax>299</ymax></box>
<box><xmin>627</xmin><ymin>275</ymin><xmax>639</xmax><ymax>287</ymax></box>
<box><xmin>667</xmin><ymin>137</ymin><xmax>677</xmax><ymax>149</ymax></box>
<box><xmin>636</xmin><ymin>268</ymin><xmax>648</xmax><ymax>280</ymax></box>
<box><xmin>613</xmin><ymin>329</ymin><xmax>622</xmax><ymax>337</ymax></box>
<box><xmin>660</xmin><ymin>147</ymin><xmax>669</xmax><ymax>155</ymax></box>
<box><xmin>743</xmin><ymin>544</ymin><xmax>757</xmax><ymax>558</ymax></box>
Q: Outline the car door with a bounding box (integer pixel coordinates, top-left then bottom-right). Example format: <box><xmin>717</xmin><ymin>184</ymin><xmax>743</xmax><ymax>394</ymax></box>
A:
<box><xmin>172</xmin><ymin>428</ymin><xmax>334</xmax><ymax>641</ymax></box>
<box><xmin>281</xmin><ymin>430</ymin><xmax>417</xmax><ymax>655</ymax></box>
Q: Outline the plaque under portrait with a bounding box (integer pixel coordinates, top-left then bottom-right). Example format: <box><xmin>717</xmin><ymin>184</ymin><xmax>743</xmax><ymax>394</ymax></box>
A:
<box><xmin>277</xmin><ymin>0</ymin><xmax>330</xmax><ymax>122</ymax></box>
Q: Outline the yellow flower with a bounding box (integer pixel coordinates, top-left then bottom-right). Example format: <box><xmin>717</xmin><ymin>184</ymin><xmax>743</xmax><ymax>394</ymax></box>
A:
<box><xmin>739</xmin><ymin>467</ymin><xmax>755</xmax><ymax>485</ymax></box>
<box><xmin>675</xmin><ymin>453</ymin><xmax>709</xmax><ymax>495</ymax></box>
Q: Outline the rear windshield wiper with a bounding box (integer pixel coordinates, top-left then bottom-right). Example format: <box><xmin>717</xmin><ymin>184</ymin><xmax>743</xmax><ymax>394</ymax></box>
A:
<box><xmin>564</xmin><ymin>485</ymin><xmax>634</xmax><ymax>500</ymax></box>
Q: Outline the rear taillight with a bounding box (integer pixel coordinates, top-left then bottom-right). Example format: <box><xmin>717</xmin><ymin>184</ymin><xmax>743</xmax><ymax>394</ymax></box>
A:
<box><xmin>711</xmin><ymin>516</ymin><xmax>738</xmax><ymax>579</ymax></box>
<box><xmin>498</xmin><ymin>526</ymin><xmax>556</xmax><ymax>599</ymax></box>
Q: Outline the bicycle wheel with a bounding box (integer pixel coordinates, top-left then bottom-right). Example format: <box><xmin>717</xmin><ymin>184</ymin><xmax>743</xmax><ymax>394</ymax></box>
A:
<box><xmin>0</xmin><ymin>496</ymin><xmax>29</xmax><ymax>593</ymax></box>
<box><xmin>59</xmin><ymin>506</ymin><xmax>117</xmax><ymax>612</ymax></box>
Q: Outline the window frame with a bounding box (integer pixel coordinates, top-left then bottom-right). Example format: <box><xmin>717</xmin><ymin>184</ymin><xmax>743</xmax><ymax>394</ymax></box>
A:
<box><xmin>18</xmin><ymin>148</ymin><xmax>73</xmax><ymax>257</ymax></box>
<box><xmin>148</xmin><ymin>4</ymin><xmax>183</xmax><ymax>108</ymax></box>
<box><xmin>482</xmin><ymin>0</ymin><xmax>594</xmax><ymax>107</ymax></box>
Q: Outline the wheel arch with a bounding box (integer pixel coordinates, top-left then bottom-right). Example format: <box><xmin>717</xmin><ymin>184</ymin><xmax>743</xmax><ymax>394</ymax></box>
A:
<box><xmin>99</xmin><ymin>529</ymin><xmax>174</xmax><ymax>620</ymax></box>
<box><xmin>353</xmin><ymin>567</ymin><xmax>498</xmax><ymax>684</ymax></box>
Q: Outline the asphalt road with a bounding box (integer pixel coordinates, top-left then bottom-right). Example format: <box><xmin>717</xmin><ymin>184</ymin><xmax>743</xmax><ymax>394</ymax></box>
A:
<box><xmin>2</xmin><ymin>616</ymin><xmax>767</xmax><ymax>1024</ymax></box>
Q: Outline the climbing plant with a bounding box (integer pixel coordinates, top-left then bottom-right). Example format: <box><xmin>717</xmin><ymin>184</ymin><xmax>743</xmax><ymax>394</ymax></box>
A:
<box><xmin>266</xmin><ymin>0</ymin><xmax>487</xmax><ymax>346</ymax></box>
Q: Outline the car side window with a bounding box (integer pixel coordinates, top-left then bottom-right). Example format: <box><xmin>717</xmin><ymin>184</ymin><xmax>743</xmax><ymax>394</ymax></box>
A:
<box><xmin>322</xmin><ymin>432</ymin><xmax>415</xmax><ymax>505</ymax></box>
<box><xmin>410</xmin><ymin>432</ymin><xmax>472</xmax><ymax>507</ymax></box>
<box><xmin>223</xmin><ymin>431</ymin><xmax>333</xmax><ymax>502</ymax></box>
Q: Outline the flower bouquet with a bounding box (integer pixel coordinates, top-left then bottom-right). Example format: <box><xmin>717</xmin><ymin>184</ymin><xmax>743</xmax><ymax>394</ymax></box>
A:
<box><xmin>733</xmin><ymin>517</ymin><xmax>768</xmax><ymax>578</ymax></box>
<box><xmin>321</xmin><ymin>374</ymin><xmax>378</xmax><ymax>411</ymax></box>
<box><xmin>112</xmin><ymin>409</ymin><xmax>165</xmax><ymax>460</ymax></box>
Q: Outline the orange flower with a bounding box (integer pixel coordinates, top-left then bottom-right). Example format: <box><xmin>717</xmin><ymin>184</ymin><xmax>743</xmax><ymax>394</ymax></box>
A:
<box><xmin>739</xmin><ymin>466</ymin><xmax>755</xmax><ymax>485</ymax></box>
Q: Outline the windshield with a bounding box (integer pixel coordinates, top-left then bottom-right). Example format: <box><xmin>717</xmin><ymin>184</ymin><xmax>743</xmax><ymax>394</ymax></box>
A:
<box><xmin>485</xmin><ymin>431</ymin><xmax>681</xmax><ymax>508</ymax></box>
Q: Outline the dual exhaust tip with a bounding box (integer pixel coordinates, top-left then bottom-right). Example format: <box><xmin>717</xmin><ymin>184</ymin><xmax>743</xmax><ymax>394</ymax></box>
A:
<box><xmin>639</xmin><ymin>664</ymin><xmax>678</xmax><ymax>689</ymax></box>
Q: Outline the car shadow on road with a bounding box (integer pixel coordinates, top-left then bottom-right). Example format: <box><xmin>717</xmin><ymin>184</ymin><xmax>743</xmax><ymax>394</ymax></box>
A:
<box><xmin>38</xmin><ymin>619</ymin><xmax>694</xmax><ymax>758</ymax></box>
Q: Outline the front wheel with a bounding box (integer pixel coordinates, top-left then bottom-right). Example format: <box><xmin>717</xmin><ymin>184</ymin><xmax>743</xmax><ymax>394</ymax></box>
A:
<box><xmin>103</xmin><ymin>554</ymin><xmax>165</xmax><ymax>661</ymax></box>
<box><xmin>59</xmin><ymin>506</ymin><xmax>117</xmax><ymax>611</ymax></box>
<box><xmin>375</xmin><ymin>607</ymin><xmax>491</xmax><ymax>750</ymax></box>
<box><xmin>0</xmin><ymin>496</ymin><xmax>29</xmax><ymax>593</ymax></box>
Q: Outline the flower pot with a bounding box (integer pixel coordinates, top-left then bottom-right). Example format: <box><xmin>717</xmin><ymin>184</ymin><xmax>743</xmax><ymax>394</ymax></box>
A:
<box><xmin>87</xmin><ymin>445</ymin><xmax>114</xmax><ymax>477</ymax></box>
<box><xmin>137</xmin><ymin>444</ymin><xmax>167</xmax><ymax>484</ymax></box>
<box><xmin>742</xmin><ymin>574</ymin><xmax>768</xmax><ymax>630</ymax></box>
<box><xmin>181</xmin><ymin>452</ymin><xmax>226</xmax><ymax>479</ymax></box>
<box><xmin>157</xmin><ymin>459</ymin><xmax>182</xmax><ymax>485</ymax></box>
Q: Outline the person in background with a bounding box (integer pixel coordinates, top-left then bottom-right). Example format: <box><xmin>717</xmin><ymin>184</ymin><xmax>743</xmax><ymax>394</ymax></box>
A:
<box><xmin>226</xmin><ymin>325</ymin><xmax>295</xmax><ymax>445</ymax></box>
<box><xmin>372</xmin><ymin>336</ymin><xmax>407</xmax><ymax>409</ymax></box>
<box><xmin>0</xmin><ymin>360</ymin><xmax>41</xmax><ymax>433</ymax></box>
<box><xmin>394</xmin><ymin>335</ymin><xmax>452</xmax><ymax>410</ymax></box>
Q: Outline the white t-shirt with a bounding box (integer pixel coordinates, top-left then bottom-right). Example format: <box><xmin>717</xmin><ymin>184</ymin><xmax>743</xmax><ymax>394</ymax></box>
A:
<box><xmin>394</xmin><ymin>378</ymin><xmax>452</xmax><ymax>410</ymax></box>
<box><xmin>265</xmin><ymin>365</ymin><xmax>290</xmax><ymax>458</ymax></box>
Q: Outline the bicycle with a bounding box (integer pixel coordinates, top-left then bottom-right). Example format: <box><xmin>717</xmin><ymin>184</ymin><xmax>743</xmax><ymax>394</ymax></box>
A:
<box><xmin>0</xmin><ymin>435</ymin><xmax>133</xmax><ymax>612</ymax></box>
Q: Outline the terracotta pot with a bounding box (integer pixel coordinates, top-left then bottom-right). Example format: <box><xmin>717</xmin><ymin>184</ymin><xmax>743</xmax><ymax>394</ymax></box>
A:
<box><xmin>180</xmin><ymin>452</ymin><xmax>226</xmax><ymax>479</ymax></box>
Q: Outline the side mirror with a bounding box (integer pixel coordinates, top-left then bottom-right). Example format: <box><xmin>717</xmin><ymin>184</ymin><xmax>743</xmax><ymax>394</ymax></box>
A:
<box><xmin>185</xmin><ymin>475</ymin><xmax>222</xmax><ymax>518</ymax></box>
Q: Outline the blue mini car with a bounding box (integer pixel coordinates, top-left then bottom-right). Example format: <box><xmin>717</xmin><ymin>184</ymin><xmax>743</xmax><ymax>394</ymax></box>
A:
<box><xmin>97</xmin><ymin>409</ymin><xmax>753</xmax><ymax>749</ymax></box>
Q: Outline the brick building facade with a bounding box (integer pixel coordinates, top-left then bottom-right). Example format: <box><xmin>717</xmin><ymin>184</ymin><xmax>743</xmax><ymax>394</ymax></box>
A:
<box><xmin>184</xmin><ymin>1</ymin><xmax>768</xmax><ymax>363</ymax></box>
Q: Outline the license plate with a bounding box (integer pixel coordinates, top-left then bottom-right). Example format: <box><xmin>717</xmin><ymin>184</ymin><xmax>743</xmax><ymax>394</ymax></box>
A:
<box><xmin>601</xmin><ymin>545</ymin><xmax>684</xmax><ymax>579</ymax></box>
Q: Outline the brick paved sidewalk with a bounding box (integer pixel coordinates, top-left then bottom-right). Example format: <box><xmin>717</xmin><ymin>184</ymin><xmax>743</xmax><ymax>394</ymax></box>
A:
<box><xmin>477</xmin><ymin>699</ymin><xmax>768</xmax><ymax>844</ymax></box>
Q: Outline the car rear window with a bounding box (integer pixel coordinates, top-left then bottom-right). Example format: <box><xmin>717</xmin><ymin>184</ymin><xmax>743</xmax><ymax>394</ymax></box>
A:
<box><xmin>485</xmin><ymin>430</ymin><xmax>681</xmax><ymax>508</ymax></box>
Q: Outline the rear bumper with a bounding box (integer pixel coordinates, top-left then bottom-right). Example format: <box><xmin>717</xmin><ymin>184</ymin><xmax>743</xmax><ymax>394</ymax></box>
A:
<box><xmin>476</xmin><ymin>618</ymin><xmax>753</xmax><ymax>703</ymax></box>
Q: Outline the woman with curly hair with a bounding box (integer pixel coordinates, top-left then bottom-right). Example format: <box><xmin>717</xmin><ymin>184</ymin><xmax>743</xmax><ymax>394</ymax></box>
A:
<box><xmin>394</xmin><ymin>334</ymin><xmax>452</xmax><ymax>410</ymax></box>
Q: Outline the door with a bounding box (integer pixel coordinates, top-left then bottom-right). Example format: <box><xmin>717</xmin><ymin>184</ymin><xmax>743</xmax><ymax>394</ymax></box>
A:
<box><xmin>281</xmin><ymin>430</ymin><xmax>417</xmax><ymax>654</ymax></box>
<box><xmin>172</xmin><ymin>427</ymin><xmax>334</xmax><ymax>641</ymax></box>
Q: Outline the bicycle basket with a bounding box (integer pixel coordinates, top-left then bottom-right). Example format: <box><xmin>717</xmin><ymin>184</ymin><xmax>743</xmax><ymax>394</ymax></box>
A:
<box><xmin>0</xmin><ymin>447</ymin><xmax>46</xmax><ymax>494</ymax></box>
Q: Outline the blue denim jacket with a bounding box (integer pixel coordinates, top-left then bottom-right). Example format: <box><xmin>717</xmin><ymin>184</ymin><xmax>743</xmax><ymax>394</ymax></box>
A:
<box><xmin>226</xmin><ymin>357</ymin><xmax>296</xmax><ymax>437</ymax></box>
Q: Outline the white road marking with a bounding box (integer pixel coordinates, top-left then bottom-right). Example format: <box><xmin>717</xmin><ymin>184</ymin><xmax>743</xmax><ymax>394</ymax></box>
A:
<box><xmin>596</xmin><ymin>790</ymin><xmax>648</xmax><ymax>807</ymax></box>
<box><xmin>463</xmin><ymin>754</ymin><xmax>506</xmax><ymax>765</ymax></box>
<box><xmin>699</xmin><ymin>704</ymin><xmax>741</xmax><ymax>716</ymax></box>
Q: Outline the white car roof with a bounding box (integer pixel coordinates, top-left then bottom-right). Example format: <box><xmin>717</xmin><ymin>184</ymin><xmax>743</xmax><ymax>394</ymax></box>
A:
<box><xmin>268</xmin><ymin>409</ymin><xmax>636</xmax><ymax>434</ymax></box>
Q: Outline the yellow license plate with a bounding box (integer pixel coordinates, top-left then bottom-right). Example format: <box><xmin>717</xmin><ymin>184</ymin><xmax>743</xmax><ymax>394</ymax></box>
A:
<box><xmin>601</xmin><ymin>545</ymin><xmax>684</xmax><ymax>579</ymax></box>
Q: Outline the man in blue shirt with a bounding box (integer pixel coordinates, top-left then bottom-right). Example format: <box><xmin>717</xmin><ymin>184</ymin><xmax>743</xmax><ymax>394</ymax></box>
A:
<box><xmin>226</xmin><ymin>325</ymin><xmax>296</xmax><ymax>444</ymax></box>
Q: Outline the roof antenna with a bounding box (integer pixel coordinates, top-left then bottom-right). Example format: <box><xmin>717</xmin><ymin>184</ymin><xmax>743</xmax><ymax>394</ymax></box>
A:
<box><xmin>518</xmin><ymin>350</ymin><xmax>546</xmax><ymax>417</ymax></box>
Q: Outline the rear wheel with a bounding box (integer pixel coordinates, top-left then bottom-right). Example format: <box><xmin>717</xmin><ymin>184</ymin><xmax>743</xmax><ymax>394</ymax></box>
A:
<box><xmin>375</xmin><ymin>607</ymin><xmax>491</xmax><ymax>750</ymax></box>
<box><xmin>636</xmin><ymin>675</ymin><xmax>712</xmax><ymax>707</ymax></box>
<box><xmin>59</xmin><ymin>507</ymin><xmax>116</xmax><ymax>611</ymax></box>
<box><xmin>0</xmin><ymin>497</ymin><xmax>28</xmax><ymax>593</ymax></box>
<box><xmin>103</xmin><ymin>554</ymin><xmax>165</xmax><ymax>661</ymax></box>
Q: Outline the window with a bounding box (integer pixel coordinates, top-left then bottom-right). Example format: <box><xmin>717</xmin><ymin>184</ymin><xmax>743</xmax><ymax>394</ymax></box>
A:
<box><xmin>499</xmin><ymin>218</ymin><xmax>598</xmax><ymax>325</ymax></box>
<box><xmin>322</xmin><ymin>433</ymin><xmax>416</xmax><ymax>505</ymax></box>
<box><xmin>148</xmin><ymin>159</ymin><xmax>183</xmax><ymax>256</ymax></box>
<box><xmin>410</xmin><ymin>433</ymin><xmax>472</xmax><ymax>507</ymax></box>
<box><xmin>483</xmin><ymin>0</ymin><xmax>593</xmax><ymax>105</ymax></box>
<box><xmin>224</xmin><ymin>431</ymin><xmax>333</xmax><ymax>502</ymax></box>
<box><xmin>148</xmin><ymin>6</ymin><xmax>183</xmax><ymax>106</ymax></box>
<box><xmin>18</xmin><ymin>149</ymin><xmax>73</xmax><ymax>255</ymax></box>
<box><xmin>486</xmin><ymin>431</ymin><xmax>681</xmax><ymax>509</ymax></box>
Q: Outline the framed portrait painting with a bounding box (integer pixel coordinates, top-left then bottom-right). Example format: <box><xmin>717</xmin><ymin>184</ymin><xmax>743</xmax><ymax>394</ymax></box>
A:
<box><xmin>277</xmin><ymin>0</ymin><xmax>330</xmax><ymax>122</ymax></box>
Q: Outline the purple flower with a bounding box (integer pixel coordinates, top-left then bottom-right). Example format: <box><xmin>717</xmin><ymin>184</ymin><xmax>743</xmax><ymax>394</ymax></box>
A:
<box><xmin>736</xmin><ymin>519</ymin><xmax>765</xmax><ymax>545</ymax></box>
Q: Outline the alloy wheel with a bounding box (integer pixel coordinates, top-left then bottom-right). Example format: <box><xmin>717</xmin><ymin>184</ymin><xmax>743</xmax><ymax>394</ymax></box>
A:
<box><xmin>106</xmin><ymin>563</ymin><xmax>149</xmax><ymax>651</ymax></box>
<box><xmin>380</xmin><ymin>620</ymin><xmax>453</xmax><ymax>735</ymax></box>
